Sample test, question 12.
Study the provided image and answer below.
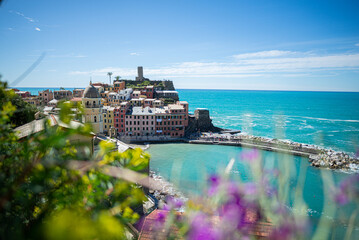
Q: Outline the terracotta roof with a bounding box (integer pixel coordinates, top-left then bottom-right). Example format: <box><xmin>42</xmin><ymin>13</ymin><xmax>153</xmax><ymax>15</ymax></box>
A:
<box><xmin>70</xmin><ymin>97</ymin><xmax>82</xmax><ymax>102</ymax></box>
<box><xmin>138</xmin><ymin>209</ymin><xmax>272</xmax><ymax>240</ymax></box>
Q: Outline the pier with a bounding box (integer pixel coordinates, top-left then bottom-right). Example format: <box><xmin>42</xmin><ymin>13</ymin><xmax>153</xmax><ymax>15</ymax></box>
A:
<box><xmin>188</xmin><ymin>133</ymin><xmax>359</xmax><ymax>170</ymax></box>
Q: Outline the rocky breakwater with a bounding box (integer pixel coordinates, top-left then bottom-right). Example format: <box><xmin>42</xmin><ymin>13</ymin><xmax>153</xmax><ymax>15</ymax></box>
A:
<box><xmin>149</xmin><ymin>171</ymin><xmax>187</xmax><ymax>208</ymax></box>
<box><xmin>309</xmin><ymin>150</ymin><xmax>359</xmax><ymax>170</ymax></box>
<box><xmin>196</xmin><ymin>133</ymin><xmax>359</xmax><ymax>171</ymax></box>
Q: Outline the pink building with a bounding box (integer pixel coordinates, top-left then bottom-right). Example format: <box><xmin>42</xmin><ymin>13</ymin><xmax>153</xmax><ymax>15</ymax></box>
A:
<box><xmin>73</xmin><ymin>89</ymin><xmax>84</xmax><ymax>97</ymax></box>
<box><xmin>38</xmin><ymin>89</ymin><xmax>54</xmax><ymax>106</ymax></box>
<box><xmin>125</xmin><ymin>107</ymin><xmax>156</xmax><ymax>137</ymax></box>
<box><xmin>15</xmin><ymin>91</ymin><xmax>31</xmax><ymax>98</ymax></box>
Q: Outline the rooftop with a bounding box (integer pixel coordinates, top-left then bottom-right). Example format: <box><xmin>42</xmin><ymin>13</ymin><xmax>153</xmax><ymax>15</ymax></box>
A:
<box><xmin>70</xmin><ymin>97</ymin><xmax>82</xmax><ymax>102</ymax></box>
<box><xmin>138</xmin><ymin>209</ymin><xmax>272</xmax><ymax>240</ymax></box>
<box><xmin>131</xmin><ymin>106</ymin><xmax>155</xmax><ymax>115</ymax></box>
<box><xmin>168</xmin><ymin>104</ymin><xmax>184</xmax><ymax>110</ymax></box>
<box><xmin>83</xmin><ymin>84</ymin><xmax>101</xmax><ymax>98</ymax></box>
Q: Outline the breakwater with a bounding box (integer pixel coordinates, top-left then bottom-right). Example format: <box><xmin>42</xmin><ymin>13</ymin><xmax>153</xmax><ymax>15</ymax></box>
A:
<box><xmin>149</xmin><ymin>171</ymin><xmax>188</xmax><ymax>209</ymax></box>
<box><xmin>189</xmin><ymin>133</ymin><xmax>359</xmax><ymax>171</ymax></box>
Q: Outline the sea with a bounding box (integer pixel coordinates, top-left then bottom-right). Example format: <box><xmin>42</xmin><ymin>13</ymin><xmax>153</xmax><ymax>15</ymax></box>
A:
<box><xmin>17</xmin><ymin>88</ymin><xmax>359</xmax><ymax>155</ymax></box>
<box><xmin>17</xmin><ymin>87</ymin><xmax>359</xmax><ymax>238</ymax></box>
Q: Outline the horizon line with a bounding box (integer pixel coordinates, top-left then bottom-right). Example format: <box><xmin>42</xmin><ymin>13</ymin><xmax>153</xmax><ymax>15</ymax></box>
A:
<box><xmin>12</xmin><ymin>86</ymin><xmax>359</xmax><ymax>93</ymax></box>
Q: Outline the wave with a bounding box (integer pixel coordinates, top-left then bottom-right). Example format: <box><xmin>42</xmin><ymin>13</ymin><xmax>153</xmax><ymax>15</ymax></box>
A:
<box><xmin>295</xmin><ymin>116</ymin><xmax>359</xmax><ymax>123</ymax></box>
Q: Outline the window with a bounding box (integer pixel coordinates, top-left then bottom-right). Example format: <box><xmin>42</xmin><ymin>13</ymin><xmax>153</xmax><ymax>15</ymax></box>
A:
<box><xmin>94</xmin><ymin>116</ymin><xmax>97</xmax><ymax>122</ymax></box>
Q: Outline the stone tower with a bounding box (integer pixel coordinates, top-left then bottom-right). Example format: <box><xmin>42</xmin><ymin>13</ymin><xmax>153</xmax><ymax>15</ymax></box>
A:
<box><xmin>136</xmin><ymin>66</ymin><xmax>144</xmax><ymax>81</ymax></box>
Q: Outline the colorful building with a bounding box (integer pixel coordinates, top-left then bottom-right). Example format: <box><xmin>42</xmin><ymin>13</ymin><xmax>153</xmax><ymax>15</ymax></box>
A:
<box><xmin>141</xmin><ymin>86</ymin><xmax>154</xmax><ymax>99</ymax></box>
<box><xmin>102</xmin><ymin>106</ymin><xmax>115</xmax><ymax>134</ymax></box>
<box><xmin>82</xmin><ymin>83</ymin><xmax>103</xmax><ymax>134</ymax></box>
<box><xmin>73</xmin><ymin>89</ymin><xmax>84</xmax><ymax>97</ymax></box>
<box><xmin>125</xmin><ymin>107</ymin><xmax>156</xmax><ymax>136</ymax></box>
<box><xmin>114</xmin><ymin>80</ymin><xmax>125</xmax><ymax>92</ymax></box>
<box><xmin>114</xmin><ymin>102</ymin><xmax>130</xmax><ymax>135</ymax></box>
<box><xmin>38</xmin><ymin>89</ymin><xmax>54</xmax><ymax>106</ymax></box>
<box><xmin>54</xmin><ymin>90</ymin><xmax>73</xmax><ymax>100</ymax></box>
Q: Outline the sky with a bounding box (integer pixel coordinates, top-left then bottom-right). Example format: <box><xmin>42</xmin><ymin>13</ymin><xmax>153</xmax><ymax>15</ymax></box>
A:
<box><xmin>1</xmin><ymin>0</ymin><xmax>359</xmax><ymax>91</ymax></box>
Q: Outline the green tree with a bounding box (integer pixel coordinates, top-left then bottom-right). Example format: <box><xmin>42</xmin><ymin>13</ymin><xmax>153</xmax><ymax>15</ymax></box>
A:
<box><xmin>0</xmin><ymin>80</ymin><xmax>149</xmax><ymax>239</ymax></box>
<box><xmin>0</xmin><ymin>80</ymin><xmax>37</xmax><ymax>127</ymax></box>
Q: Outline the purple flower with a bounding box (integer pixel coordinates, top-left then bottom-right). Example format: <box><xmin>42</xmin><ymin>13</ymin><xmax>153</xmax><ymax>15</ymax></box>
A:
<box><xmin>334</xmin><ymin>192</ymin><xmax>349</xmax><ymax>205</ymax></box>
<box><xmin>333</xmin><ymin>174</ymin><xmax>359</xmax><ymax>205</ymax></box>
<box><xmin>269</xmin><ymin>224</ymin><xmax>295</xmax><ymax>240</ymax></box>
<box><xmin>155</xmin><ymin>211</ymin><xmax>167</xmax><ymax>223</ymax></box>
<box><xmin>188</xmin><ymin>213</ymin><xmax>219</xmax><ymax>240</ymax></box>
<box><xmin>240</xmin><ymin>149</ymin><xmax>259</xmax><ymax>162</ymax></box>
<box><xmin>165</xmin><ymin>196</ymin><xmax>184</xmax><ymax>209</ymax></box>
<box><xmin>243</xmin><ymin>182</ymin><xmax>257</xmax><ymax>195</ymax></box>
<box><xmin>208</xmin><ymin>174</ymin><xmax>220</xmax><ymax>196</ymax></box>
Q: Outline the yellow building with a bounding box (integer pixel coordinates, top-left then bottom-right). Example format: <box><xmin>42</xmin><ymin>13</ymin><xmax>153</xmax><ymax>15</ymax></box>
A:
<box><xmin>82</xmin><ymin>83</ymin><xmax>103</xmax><ymax>134</ymax></box>
<box><xmin>102</xmin><ymin>106</ymin><xmax>115</xmax><ymax>134</ymax></box>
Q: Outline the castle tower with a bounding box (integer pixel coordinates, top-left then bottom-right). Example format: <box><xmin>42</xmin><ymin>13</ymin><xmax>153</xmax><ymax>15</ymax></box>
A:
<box><xmin>136</xmin><ymin>66</ymin><xmax>144</xmax><ymax>81</ymax></box>
<box><xmin>82</xmin><ymin>83</ymin><xmax>103</xmax><ymax>134</ymax></box>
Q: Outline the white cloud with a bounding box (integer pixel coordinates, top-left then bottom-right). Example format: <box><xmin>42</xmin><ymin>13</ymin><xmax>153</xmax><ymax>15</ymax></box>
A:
<box><xmin>130</xmin><ymin>52</ymin><xmax>140</xmax><ymax>56</ymax></box>
<box><xmin>35</xmin><ymin>27</ymin><xmax>41</xmax><ymax>31</ymax></box>
<box><xmin>69</xmin><ymin>51</ymin><xmax>359</xmax><ymax>78</ymax></box>
<box><xmin>233</xmin><ymin>50</ymin><xmax>295</xmax><ymax>59</ymax></box>
<box><xmin>11</xmin><ymin>11</ymin><xmax>36</xmax><ymax>23</ymax></box>
<box><xmin>355</xmin><ymin>43</ymin><xmax>359</xmax><ymax>47</ymax></box>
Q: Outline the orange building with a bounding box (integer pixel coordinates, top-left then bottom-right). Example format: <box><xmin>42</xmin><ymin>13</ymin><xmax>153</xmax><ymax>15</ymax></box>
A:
<box><xmin>114</xmin><ymin>80</ymin><xmax>125</xmax><ymax>92</ymax></box>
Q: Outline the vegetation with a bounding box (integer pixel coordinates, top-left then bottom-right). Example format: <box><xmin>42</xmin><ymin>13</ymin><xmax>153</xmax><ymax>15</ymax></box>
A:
<box><xmin>0</xmin><ymin>80</ymin><xmax>37</xmax><ymax>127</ymax></box>
<box><xmin>0</xmin><ymin>80</ymin><xmax>149</xmax><ymax>239</ymax></box>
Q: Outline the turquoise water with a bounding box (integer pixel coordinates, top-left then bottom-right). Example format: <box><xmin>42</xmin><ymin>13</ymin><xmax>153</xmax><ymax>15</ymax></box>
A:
<box><xmin>14</xmin><ymin>87</ymin><xmax>81</xmax><ymax>94</ymax></box>
<box><xmin>17</xmin><ymin>87</ymin><xmax>359</xmax><ymax>237</ymax></box>
<box><xmin>148</xmin><ymin>143</ymin><xmax>358</xmax><ymax>238</ymax></box>
<box><xmin>178</xmin><ymin>89</ymin><xmax>359</xmax><ymax>155</ymax></box>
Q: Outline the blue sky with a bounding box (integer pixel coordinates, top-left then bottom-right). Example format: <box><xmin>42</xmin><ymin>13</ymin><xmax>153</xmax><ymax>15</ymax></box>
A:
<box><xmin>1</xmin><ymin>0</ymin><xmax>359</xmax><ymax>91</ymax></box>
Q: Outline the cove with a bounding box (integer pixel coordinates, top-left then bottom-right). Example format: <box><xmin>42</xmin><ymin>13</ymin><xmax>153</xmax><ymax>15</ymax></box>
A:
<box><xmin>147</xmin><ymin>143</ymin><xmax>358</xmax><ymax>239</ymax></box>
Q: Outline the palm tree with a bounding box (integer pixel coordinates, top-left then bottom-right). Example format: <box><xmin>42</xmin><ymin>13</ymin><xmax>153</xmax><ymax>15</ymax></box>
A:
<box><xmin>107</xmin><ymin>72</ymin><xmax>113</xmax><ymax>84</ymax></box>
<box><xmin>115</xmin><ymin>76</ymin><xmax>121</xmax><ymax>81</ymax></box>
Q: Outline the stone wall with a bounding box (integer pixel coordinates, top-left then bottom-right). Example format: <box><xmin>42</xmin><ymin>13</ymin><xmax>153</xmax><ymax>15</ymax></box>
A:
<box><xmin>123</xmin><ymin>80</ymin><xmax>175</xmax><ymax>90</ymax></box>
